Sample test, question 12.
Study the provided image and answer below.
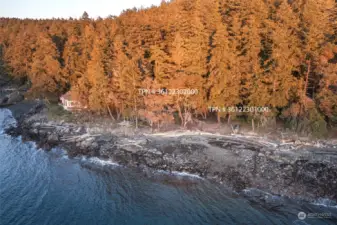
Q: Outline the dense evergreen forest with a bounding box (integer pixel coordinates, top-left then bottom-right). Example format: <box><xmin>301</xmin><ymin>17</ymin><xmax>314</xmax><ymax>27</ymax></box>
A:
<box><xmin>0</xmin><ymin>0</ymin><xmax>337</xmax><ymax>135</ymax></box>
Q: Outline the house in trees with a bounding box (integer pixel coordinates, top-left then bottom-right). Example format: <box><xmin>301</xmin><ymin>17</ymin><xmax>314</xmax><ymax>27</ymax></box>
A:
<box><xmin>60</xmin><ymin>91</ymin><xmax>87</xmax><ymax>111</ymax></box>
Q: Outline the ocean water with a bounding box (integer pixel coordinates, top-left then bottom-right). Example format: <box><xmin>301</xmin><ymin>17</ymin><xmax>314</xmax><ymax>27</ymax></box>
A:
<box><xmin>0</xmin><ymin>109</ymin><xmax>336</xmax><ymax>225</ymax></box>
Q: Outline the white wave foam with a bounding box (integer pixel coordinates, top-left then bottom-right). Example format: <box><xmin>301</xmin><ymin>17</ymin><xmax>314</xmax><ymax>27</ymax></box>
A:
<box><xmin>171</xmin><ymin>171</ymin><xmax>203</xmax><ymax>179</ymax></box>
<box><xmin>242</xmin><ymin>188</ymin><xmax>276</xmax><ymax>197</ymax></box>
<box><xmin>15</xmin><ymin>135</ymin><xmax>22</xmax><ymax>142</ymax></box>
<box><xmin>24</xmin><ymin>140</ymin><xmax>38</xmax><ymax>149</ymax></box>
<box><xmin>49</xmin><ymin>147</ymin><xmax>69</xmax><ymax>160</ymax></box>
<box><xmin>311</xmin><ymin>198</ymin><xmax>337</xmax><ymax>208</ymax></box>
<box><xmin>154</xmin><ymin>169</ymin><xmax>203</xmax><ymax>179</ymax></box>
<box><xmin>61</xmin><ymin>155</ymin><xmax>69</xmax><ymax>160</ymax></box>
<box><xmin>0</xmin><ymin>109</ymin><xmax>17</xmax><ymax>133</ymax></box>
<box><xmin>80</xmin><ymin>156</ymin><xmax>119</xmax><ymax>167</ymax></box>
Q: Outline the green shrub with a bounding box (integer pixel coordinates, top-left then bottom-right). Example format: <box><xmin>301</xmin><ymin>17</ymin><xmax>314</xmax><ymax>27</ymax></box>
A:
<box><xmin>284</xmin><ymin>107</ymin><xmax>328</xmax><ymax>138</ymax></box>
<box><xmin>46</xmin><ymin>103</ymin><xmax>74</xmax><ymax>122</ymax></box>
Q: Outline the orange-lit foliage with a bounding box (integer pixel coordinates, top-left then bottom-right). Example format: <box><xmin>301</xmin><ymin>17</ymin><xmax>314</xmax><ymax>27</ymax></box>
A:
<box><xmin>0</xmin><ymin>0</ymin><xmax>336</xmax><ymax>128</ymax></box>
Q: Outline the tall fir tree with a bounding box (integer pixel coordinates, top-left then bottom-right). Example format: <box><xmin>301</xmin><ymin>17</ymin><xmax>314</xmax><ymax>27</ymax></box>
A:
<box><xmin>30</xmin><ymin>32</ymin><xmax>63</xmax><ymax>95</ymax></box>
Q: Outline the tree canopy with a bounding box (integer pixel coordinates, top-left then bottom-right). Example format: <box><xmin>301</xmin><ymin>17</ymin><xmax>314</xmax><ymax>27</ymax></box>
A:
<box><xmin>0</xmin><ymin>0</ymin><xmax>336</xmax><ymax>132</ymax></box>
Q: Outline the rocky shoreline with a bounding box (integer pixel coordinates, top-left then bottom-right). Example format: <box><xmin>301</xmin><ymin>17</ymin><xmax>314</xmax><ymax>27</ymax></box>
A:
<box><xmin>3</xmin><ymin>101</ymin><xmax>337</xmax><ymax>203</ymax></box>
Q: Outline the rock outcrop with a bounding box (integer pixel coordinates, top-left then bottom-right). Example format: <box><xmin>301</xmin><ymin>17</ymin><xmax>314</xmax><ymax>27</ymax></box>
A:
<box><xmin>0</xmin><ymin>90</ymin><xmax>25</xmax><ymax>107</ymax></box>
<box><xmin>7</xmin><ymin>92</ymin><xmax>24</xmax><ymax>104</ymax></box>
<box><xmin>5</xmin><ymin>102</ymin><xmax>337</xmax><ymax>202</ymax></box>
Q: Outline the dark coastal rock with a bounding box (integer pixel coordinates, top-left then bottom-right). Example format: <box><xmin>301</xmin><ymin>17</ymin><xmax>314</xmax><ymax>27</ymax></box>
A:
<box><xmin>47</xmin><ymin>133</ymin><xmax>59</xmax><ymax>143</ymax></box>
<box><xmin>0</xmin><ymin>96</ymin><xmax>8</xmax><ymax>104</ymax></box>
<box><xmin>6</xmin><ymin>92</ymin><xmax>24</xmax><ymax>104</ymax></box>
<box><xmin>0</xmin><ymin>76</ymin><xmax>11</xmax><ymax>87</ymax></box>
<box><xmin>4</xmin><ymin>104</ymin><xmax>337</xmax><ymax>202</ymax></box>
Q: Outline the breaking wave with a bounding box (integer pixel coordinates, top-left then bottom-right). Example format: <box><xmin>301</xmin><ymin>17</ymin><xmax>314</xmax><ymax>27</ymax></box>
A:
<box><xmin>0</xmin><ymin>108</ymin><xmax>17</xmax><ymax>133</ymax></box>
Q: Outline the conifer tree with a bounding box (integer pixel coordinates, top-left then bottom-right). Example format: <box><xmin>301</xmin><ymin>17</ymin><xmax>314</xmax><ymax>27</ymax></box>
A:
<box><xmin>208</xmin><ymin>20</ymin><xmax>241</xmax><ymax>122</ymax></box>
<box><xmin>30</xmin><ymin>33</ymin><xmax>63</xmax><ymax>95</ymax></box>
<box><xmin>264</xmin><ymin>0</ymin><xmax>301</xmax><ymax>109</ymax></box>
<box><xmin>63</xmin><ymin>26</ymin><xmax>87</xmax><ymax>85</ymax></box>
<box><xmin>85</xmin><ymin>37</ymin><xmax>109</xmax><ymax>111</ymax></box>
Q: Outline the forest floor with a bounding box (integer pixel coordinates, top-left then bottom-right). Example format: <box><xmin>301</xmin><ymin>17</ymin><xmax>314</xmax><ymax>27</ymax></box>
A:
<box><xmin>43</xmin><ymin>101</ymin><xmax>337</xmax><ymax>146</ymax></box>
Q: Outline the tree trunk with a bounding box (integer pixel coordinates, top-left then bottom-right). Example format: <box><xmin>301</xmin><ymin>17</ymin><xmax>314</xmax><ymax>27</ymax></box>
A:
<box><xmin>217</xmin><ymin>112</ymin><xmax>221</xmax><ymax>124</ymax></box>
<box><xmin>117</xmin><ymin>110</ymin><xmax>121</xmax><ymax>121</ymax></box>
<box><xmin>135</xmin><ymin>116</ymin><xmax>138</xmax><ymax>129</ymax></box>
<box><xmin>202</xmin><ymin>110</ymin><xmax>207</xmax><ymax>119</ymax></box>
<box><xmin>133</xmin><ymin>94</ymin><xmax>138</xmax><ymax>130</ymax></box>
<box><xmin>303</xmin><ymin>60</ymin><xmax>311</xmax><ymax>108</ymax></box>
<box><xmin>272</xmin><ymin>79</ymin><xmax>276</xmax><ymax>108</ymax></box>
<box><xmin>183</xmin><ymin>109</ymin><xmax>192</xmax><ymax>129</ymax></box>
<box><xmin>252</xmin><ymin>118</ymin><xmax>255</xmax><ymax>132</ymax></box>
<box><xmin>106</xmin><ymin>102</ymin><xmax>115</xmax><ymax>122</ymax></box>
<box><xmin>132</xmin><ymin>69</ymin><xmax>138</xmax><ymax>130</ymax></box>
<box><xmin>178</xmin><ymin>104</ymin><xmax>184</xmax><ymax>127</ymax></box>
<box><xmin>227</xmin><ymin>114</ymin><xmax>231</xmax><ymax>125</ymax></box>
<box><xmin>120</xmin><ymin>103</ymin><xmax>125</xmax><ymax>121</ymax></box>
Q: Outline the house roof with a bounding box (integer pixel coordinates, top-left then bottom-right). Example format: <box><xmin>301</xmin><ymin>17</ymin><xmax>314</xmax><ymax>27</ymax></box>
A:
<box><xmin>60</xmin><ymin>91</ymin><xmax>72</xmax><ymax>100</ymax></box>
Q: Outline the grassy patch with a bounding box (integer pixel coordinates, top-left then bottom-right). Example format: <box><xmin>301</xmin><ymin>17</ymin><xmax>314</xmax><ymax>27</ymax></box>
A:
<box><xmin>46</xmin><ymin>103</ymin><xmax>74</xmax><ymax>122</ymax></box>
